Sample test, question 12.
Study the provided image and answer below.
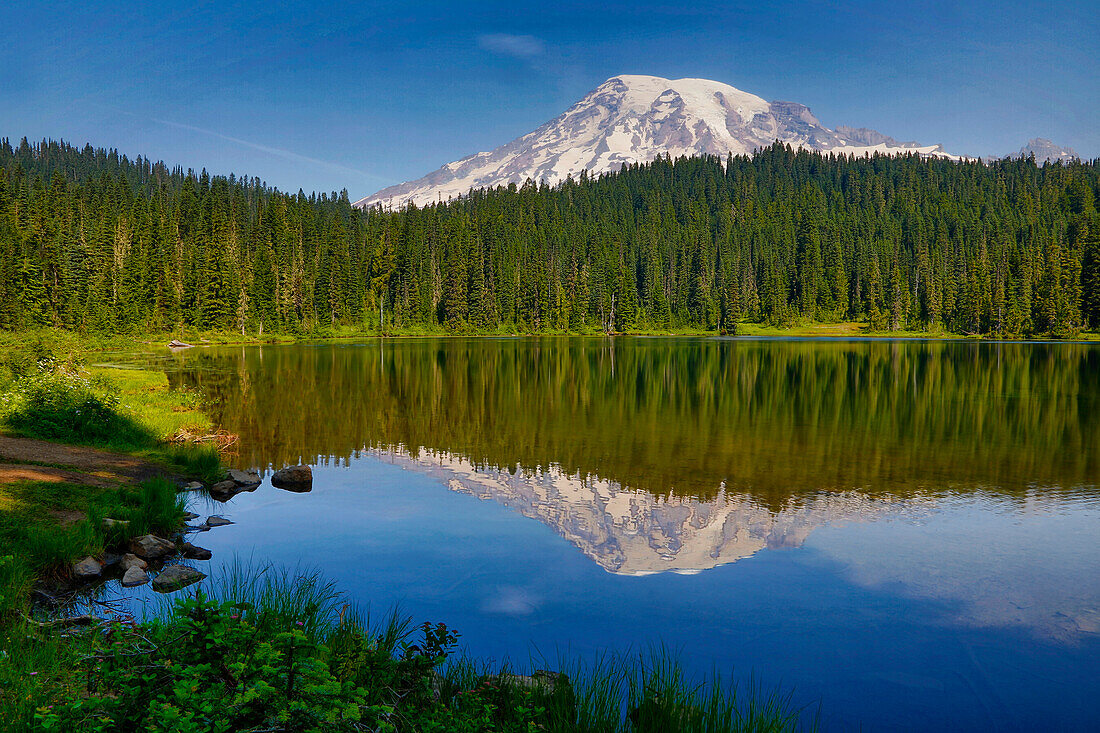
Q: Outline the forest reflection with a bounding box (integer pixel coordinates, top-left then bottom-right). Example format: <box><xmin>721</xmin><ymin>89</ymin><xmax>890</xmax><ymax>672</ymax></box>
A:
<box><xmin>166</xmin><ymin>337</ymin><xmax>1099</xmax><ymax>509</ymax></box>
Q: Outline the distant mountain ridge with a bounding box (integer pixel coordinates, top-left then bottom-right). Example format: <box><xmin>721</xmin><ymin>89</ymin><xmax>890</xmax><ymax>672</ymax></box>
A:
<box><xmin>1009</xmin><ymin>138</ymin><xmax>1079</xmax><ymax>164</ymax></box>
<box><xmin>355</xmin><ymin>74</ymin><xmax>961</xmax><ymax>209</ymax></box>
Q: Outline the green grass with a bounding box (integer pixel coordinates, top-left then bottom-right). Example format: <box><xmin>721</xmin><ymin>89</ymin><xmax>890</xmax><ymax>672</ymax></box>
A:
<box><xmin>0</xmin><ymin>348</ymin><xmax>214</xmax><ymax>617</ymax></box>
<box><xmin>0</xmin><ymin>477</ymin><xmax>190</xmax><ymax>724</ymax></box>
<box><xmin>1</xmin><ymin>363</ymin><xmax>214</xmax><ymax>454</ymax></box>
<box><xmin>0</xmin><ymin>340</ymin><xmax>224</xmax><ymax>482</ymax></box>
<box><xmin>0</xmin><ymin>478</ymin><xmax>186</xmax><ymax>615</ymax></box>
<box><xmin>0</xmin><ymin>615</ymin><xmax>100</xmax><ymax>727</ymax></box>
<box><xmin>161</xmin><ymin>443</ymin><xmax>224</xmax><ymax>485</ymax></box>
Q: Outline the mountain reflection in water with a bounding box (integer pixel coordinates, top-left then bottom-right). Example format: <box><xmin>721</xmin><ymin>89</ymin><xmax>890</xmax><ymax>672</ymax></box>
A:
<box><xmin>373</xmin><ymin>446</ymin><xmax>925</xmax><ymax>575</ymax></box>
<box><xmin>166</xmin><ymin>336</ymin><xmax>1099</xmax><ymax>500</ymax></box>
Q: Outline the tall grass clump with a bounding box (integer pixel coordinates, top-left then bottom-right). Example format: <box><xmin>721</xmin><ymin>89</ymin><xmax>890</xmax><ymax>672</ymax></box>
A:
<box><xmin>20</xmin><ymin>521</ymin><xmax>104</xmax><ymax>573</ymax></box>
<box><xmin>434</xmin><ymin>646</ymin><xmax>814</xmax><ymax>733</ymax></box>
<box><xmin>177</xmin><ymin>558</ymin><xmax>348</xmax><ymax>636</ymax></box>
<box><xmin>0</xmin><ymin>478</ymin><xmax>186</xmax><ymax>620</ymax></box>
<box><xmin>163</xmin><ymin>442</ymin><xmax>224</xmax><ymax>485</ymax></box>
<box><xmin>622</xmin><ymin>648</ymin><xmax>810</xmax><ymax>733</ymax></box>
<box><xmin>0</xmin><ymin>555</ymin><xmax>32</xmax><ymax>619</ymax></box>
<box><xmin>85</xmin><ymin>477</ymin><xmax>187</xmax><ymax>540</ymax></box>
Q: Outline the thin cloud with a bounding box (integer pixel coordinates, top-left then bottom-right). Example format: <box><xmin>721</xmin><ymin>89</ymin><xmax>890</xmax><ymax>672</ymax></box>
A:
<box><xmin>151</xmin><ymin>117</ymin><xmax>386</xmax><ymax>182</ymax></box>
<box><xmin>477</xmin><ymin>33</ymin><xmax>545</xmax><ymax>59</ymax></box>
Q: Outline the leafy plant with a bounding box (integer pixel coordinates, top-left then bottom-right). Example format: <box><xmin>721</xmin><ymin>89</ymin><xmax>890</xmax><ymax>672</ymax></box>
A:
<box><xmin>2</xmin><ymin>361</ymin><xmax>155</xmax><ymax>448</ymax></box>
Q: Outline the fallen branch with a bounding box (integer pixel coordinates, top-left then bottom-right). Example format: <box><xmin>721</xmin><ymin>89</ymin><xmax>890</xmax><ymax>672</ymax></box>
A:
<box><xmin>23</xmin><ymin>613</ymin><xmax>103</xmax><ymax>629</ymax></box>
<box><xmin>171</xmin><ymin>428</ymin><xmax>240</xmax><ymax>452</ymax></box>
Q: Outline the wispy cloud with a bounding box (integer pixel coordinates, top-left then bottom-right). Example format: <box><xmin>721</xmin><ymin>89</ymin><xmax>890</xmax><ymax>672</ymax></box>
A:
<box><xmin>477</xmin><ymin>33</ymin><xmax>545</xmax><ymax>59</ymax></box>
<box><xmin>151</xmin><ymin>117</ymin><xmax>386</xmax><ymax>182</ymax></box>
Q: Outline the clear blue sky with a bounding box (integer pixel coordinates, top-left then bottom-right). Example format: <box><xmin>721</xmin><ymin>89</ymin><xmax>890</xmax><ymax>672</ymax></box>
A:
<box><xmin>3</xmin><ymin>0</ymin><xmax>1096</xmax><ymax>199</ymax></box>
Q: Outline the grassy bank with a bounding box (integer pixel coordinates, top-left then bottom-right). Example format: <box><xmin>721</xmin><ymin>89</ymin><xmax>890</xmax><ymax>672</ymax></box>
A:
<box><xmin>0</xmin><ymin>337</ymin><xmax>222</xmax><ymax>471</ymax></box>
<box><xmin>0</xmin><ymin>344</ymin><xmax>223</xmax><ymax>614</ymax></box>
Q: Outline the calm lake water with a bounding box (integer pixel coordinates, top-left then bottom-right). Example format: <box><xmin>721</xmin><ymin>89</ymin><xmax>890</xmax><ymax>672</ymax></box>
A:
<box><xmin>131</xmin><ymin>337</ymin><xmax>1100</xmax><ymax>731</ymax></box>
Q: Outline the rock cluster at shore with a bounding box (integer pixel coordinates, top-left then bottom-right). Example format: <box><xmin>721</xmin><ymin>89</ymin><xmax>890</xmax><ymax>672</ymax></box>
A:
<box><xmin>70</xmin><ymin>464</ymin><xmax>315</xmax><ymax>594</ymax></box>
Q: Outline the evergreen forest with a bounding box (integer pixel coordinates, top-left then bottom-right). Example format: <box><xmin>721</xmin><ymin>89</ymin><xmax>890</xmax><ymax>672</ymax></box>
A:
<box><xmin>2</xmin><ymin>137</ymin><xmax>1098</xmax><ymax>337</ymax></box>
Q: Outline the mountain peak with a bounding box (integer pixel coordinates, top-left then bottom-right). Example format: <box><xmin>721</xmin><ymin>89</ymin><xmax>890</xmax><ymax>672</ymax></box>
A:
<box><xmin>1016</xmin><ymin>138</ymin><xmax>1078</xmax><ymax>163</ymax></box>
<box><xmin>356</xmin><ymin>75</ymin><xmax>958</xmax><ymax>209</ymax></box>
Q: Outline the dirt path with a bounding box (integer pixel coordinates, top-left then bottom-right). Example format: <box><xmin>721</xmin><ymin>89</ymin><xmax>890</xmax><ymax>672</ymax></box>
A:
<box><xmin>0</xmin><ymin>434</ymin><xmax>165</xmax><ymax>487</ymax></box>
<box><xmin>0</xmin><ymin>463</ymin><xmax>123</xmax><ymax>490</ymax></box>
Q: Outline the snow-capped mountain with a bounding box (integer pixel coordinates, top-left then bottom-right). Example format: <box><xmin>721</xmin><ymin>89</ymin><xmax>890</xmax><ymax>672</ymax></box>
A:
<box><xmin>1012</xmin><ymin>138</ymin><xmax>1079</xmax><ymax>164</ymax></box>
<box><xmin>355</xmin><ymin>74</ymin><xmax>959</xmax><ymax>209</ymax></box>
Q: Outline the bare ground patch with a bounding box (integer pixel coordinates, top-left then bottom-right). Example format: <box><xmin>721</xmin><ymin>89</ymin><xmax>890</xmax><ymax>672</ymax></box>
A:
<box><xmin>0</xmin><ymin>435</ymin><xmax>163</xmax><ymax>483</ymax></box>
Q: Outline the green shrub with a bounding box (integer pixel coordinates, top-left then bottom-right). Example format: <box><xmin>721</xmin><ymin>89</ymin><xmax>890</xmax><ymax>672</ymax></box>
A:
<box><xmin>2</xmin><ymin>362</ymin><xmax>156</xmax><ymax>448</ymax></box>
<box><xmin>37</xmin><ymin>594</ymin><xmax>418</xmax><ymax>732</ymax></box>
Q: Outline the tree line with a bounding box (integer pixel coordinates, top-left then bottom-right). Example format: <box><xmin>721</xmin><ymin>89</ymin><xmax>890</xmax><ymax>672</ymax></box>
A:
<box><xmin>2</xmin><ymin>136</ymin><xmax>1098</xmax><ymax>337</ymax></box>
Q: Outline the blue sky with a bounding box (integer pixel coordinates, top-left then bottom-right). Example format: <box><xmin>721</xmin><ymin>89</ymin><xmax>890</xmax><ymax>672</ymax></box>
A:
<box><xmin>3</xmin><ymin>1</ymin><xmax>1096</xmax><ymax>199</ymax></box>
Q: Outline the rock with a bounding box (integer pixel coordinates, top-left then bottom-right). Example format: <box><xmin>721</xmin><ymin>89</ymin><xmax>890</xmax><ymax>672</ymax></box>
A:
<box><xmin>152</xmin><ymin>565</ymin><xmax>206</xmax><ymax>593</ymax></box>
<box><xmin>130</xmin><ymin>534</ymin><xmax>176</xmax><ymax>559</ymax></box>
<box><xmin>100</xmin><ymin>553</ymin><xmax>121</xmax><ymax>568</ymax></box>
<box><xmin>120</xmin><ymin>553</ymin><xmax>148</xmax><ymax>571</ymax></box>
<box><xmin>181</xmin><ymin>542</ymin><xmax>212</xmax><ymax>560</ymax></box>
<box><xmin>226</xmin><ymin>468</ymin><xmax>261</xmax><ymax>486</ymax></box>
<box><xmin>487</xmin><ymin>671</ymin><xmax>576</xmax><ymax>724</ymax></box>
<box><xmin>271</xmin><ymin>465</ymin><xmax>313</xmax><ymax>491</ymax></box>
<box><xmin>492</xmin><ymin>670</ymin><xmax>571</xmax><ymax>694</ymax></box>
<box><xmin>208</xmin><ymin>479</ymin><xmax>258</xmax><ymax>502</ymax></box>
<box><xmin>167</xmin><ymin>340</ymin><xmax>193</xmax><ymax>349</ymax></box>
<box><xmin>182</xmin><ymin>512</ymin><xmax>200</xmax><ymax>521</ymax></box>
<box><xmin>182</xmin><ymin>523</ymin><xmax>210</xmax><ymax>533</ymax></box>
<box><xmin>180</xmin><ymin>481</ymin><xmax>204</xmax><ymax>492</ymax></box>
<box><xmin>204</xmin><ymin>516</ymin><xmax>233</xmax><ymax>527</ymax></box>
<box><xmin>102</xmin><ymin>518</ymin><xmax>130</xmax><ymax>530</ymax></box>
<box><xmin>210</xmin><ymin>479</ymin><xmax>237</xmax><ymax>495</ymax></box>
<box><xmin>73</xmin><ymin>556</ymin><xmax>102</xmax><ymax>579</ymax></box>
<box><xmin>121</xmin><ymin>566</ymin><xmax>149</xmax><ymax>587</ymax></box>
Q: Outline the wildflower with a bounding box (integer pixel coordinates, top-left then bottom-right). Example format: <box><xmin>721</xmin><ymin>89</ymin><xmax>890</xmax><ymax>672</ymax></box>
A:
<box><xmin>296</xmin><ymin>621</ymin><xmax>304</xmax><ymax>626</ymax></box>
<box><xmin>29</xmin><ymin>671</ymin><xmax>37</xmax><ymax>676</ymax></box>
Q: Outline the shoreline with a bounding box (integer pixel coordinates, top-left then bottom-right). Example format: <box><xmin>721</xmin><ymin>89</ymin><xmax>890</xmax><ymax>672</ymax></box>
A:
<box><xmin>3</xmin><ymin>323</ymin><xmax>1098</xmax><ymax>361</ymax></box>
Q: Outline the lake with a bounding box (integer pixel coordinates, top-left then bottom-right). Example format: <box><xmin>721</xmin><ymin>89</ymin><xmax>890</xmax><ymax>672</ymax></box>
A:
<box><xmin>129</xmin><ymin>337</ymin><xmax>1100</xmax><ymax>731</ymax></box>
